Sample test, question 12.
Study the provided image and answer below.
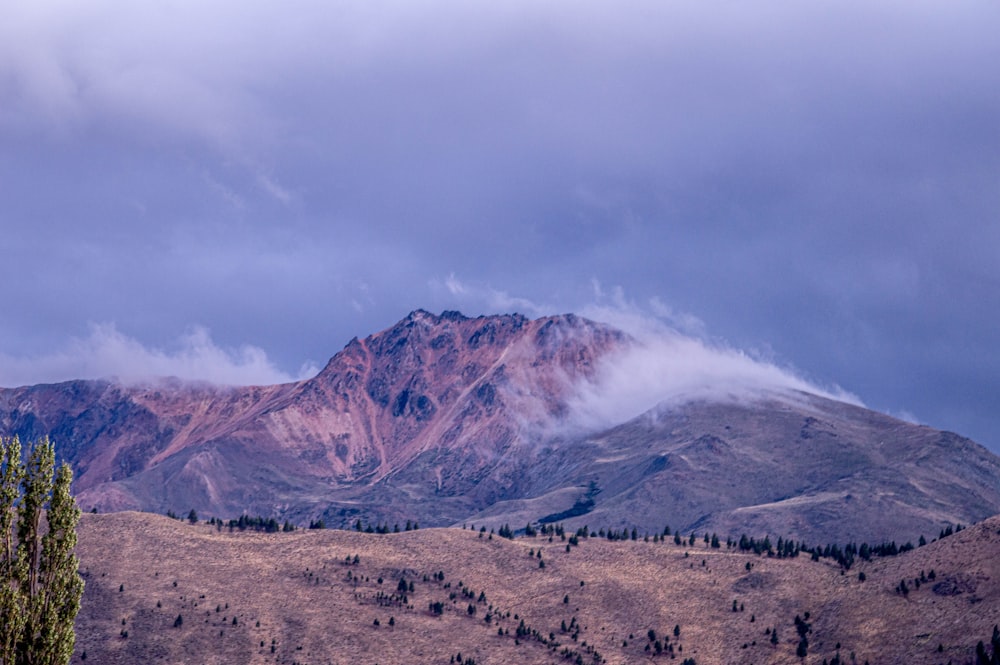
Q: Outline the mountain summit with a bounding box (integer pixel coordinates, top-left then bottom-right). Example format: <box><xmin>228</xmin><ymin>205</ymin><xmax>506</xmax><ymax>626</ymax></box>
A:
<box><xmin>2</xmin><ymin>310</ymin><xmax>998</xmax><ymax>543</ymax></box>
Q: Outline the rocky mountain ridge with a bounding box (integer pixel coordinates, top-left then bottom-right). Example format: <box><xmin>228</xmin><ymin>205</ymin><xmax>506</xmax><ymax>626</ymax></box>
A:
<box><xmin>2</xmin><ymin>309</ymin><xmax>999</xmax><ymax>544</ymax></box>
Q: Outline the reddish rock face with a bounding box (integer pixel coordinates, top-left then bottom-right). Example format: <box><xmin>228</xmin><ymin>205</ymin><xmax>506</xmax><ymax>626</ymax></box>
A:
<box><xmin>292</xmin><ymin>310</ymin><xmax>623</xmax><ymax>485</ymax></box>
<box><xmin>2</xmin><ymin>309</ymin><xmax>999</xmax><ymax>544</ymax></box>
<box><xmin>0</xmin><ymin>310</ymin><xmax>627</xmax><ymax>524</ymax></box>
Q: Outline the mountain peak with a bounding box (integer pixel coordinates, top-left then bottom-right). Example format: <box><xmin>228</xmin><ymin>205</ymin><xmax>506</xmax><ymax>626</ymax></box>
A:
<box><xmin>2</xmin><ymin>310</ymin><xmax>998</xmax><ymax>545</ymax></box>
<box><xmin>402</xmin><ymin>308</ymin><xmax>471</xmax><ymax>324</ymax></box>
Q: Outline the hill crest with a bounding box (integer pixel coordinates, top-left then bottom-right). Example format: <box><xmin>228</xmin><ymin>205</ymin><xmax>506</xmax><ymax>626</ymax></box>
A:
<box><xmin>72</xmin><ymin>510</ymin><xmax>1000</xmax><ymax>665</ymax></box>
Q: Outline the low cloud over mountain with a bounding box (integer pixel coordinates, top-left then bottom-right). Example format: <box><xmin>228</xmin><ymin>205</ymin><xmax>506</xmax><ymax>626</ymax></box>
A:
<box><xmin>0</xmin><ymin>323</ymin><xmax>316</xmax><ymax>388</ymax></box>
<box><xmin>1</xmin><ymin>310</ymin><xmax>997</xmax><ymax>545</ymax></box>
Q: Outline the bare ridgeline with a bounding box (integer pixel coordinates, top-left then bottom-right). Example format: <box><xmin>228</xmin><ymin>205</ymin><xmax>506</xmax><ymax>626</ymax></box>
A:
<box><xmin>2</xmin><ymin>310</ymin><xmax>1000</xmax><ymax>663</ymax></box>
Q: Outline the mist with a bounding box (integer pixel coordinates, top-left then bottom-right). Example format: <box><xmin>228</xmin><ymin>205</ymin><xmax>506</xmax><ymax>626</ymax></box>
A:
<box><xmin>0</xmin><ymin>323</ymin><xmax>316</xmax><ymax>388</ymax></box>
<box><xmin>566</xmin><ymin>302</ymin><xmax>861</xmax><ymax>432</ymax></box>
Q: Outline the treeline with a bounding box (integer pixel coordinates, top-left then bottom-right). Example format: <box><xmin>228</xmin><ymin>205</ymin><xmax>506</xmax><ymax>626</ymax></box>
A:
<box><xmin>212</xmin><ymin>515</ymin><xmax>297</xmax><ymax>533</ymax></box>
<box><xmin>731</xmin><ymin>534</ymin><xmax>922</xmax><ymax>569</ymax></box>
<box><xmin>353</xmin><ymin>519</ymin><xmax>420</xmax><ymax>533</ymax></box>
<box><xmin>488</xmin><ymin>519</ymin><xmax>967</xmax><ymax>572</ymax></box>
<box><xmin>165</xmin><ymin>510</ymin><xmax>428</xmax><ymax>533</ymax></box>
<box><xmin>796</xmin><ymin>523</ymin><xmax>965</xmax><ymax>570</ymax></box>
<box><xmin>165</xmin><ymin>510</ymin><xmax>325</xmax><ymax>532</ymax></box>
<box><xmin>164</xmin><ymin>506</ymin><xmax>967</xmax><ymax>570</ymax></box>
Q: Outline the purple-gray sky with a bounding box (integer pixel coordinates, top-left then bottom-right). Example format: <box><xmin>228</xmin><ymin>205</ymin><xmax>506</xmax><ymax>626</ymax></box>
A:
<box><xmin>2</xmin><ymin>1</ymin><xmax>999</xmax><ymax>451</ymax></box>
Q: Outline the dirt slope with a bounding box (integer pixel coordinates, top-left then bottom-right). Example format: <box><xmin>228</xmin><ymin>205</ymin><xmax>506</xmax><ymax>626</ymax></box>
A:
<box><xmin>73</xmin><ymin>511</ymin><xmax>1000</xmax><ymax>665</ymax></box>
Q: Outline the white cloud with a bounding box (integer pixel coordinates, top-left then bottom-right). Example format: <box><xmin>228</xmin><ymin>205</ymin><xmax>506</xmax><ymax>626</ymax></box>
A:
<box><xmin>648</xmin><ymin>296</ymin><xmax>706</xmax><ymax>337</ymax></box>
<box><xmin>889</xmin><ymin>409</ymin><xmax>921</xmax><ymax>425</ymax></box>
<box><xmin>444</xmin><ymin>273</ymin><xmax>468</xmax><ymax>296</ymax></box>
<box><xmin>434</xmin><ymin>274</ymin><xmax>553</xmax><ymax>318</ymax></box>
<box><xmin>0</xmin><ymin>323</ymin><xmax>316</xmax><ymax>388</ymax></box>
<box><xmin>255</xmin><ymin>172</ymin><xmax>293</xmax><ymax>205</ymax></box>
<box><xmin>567</xmin><ymin>301</ymin><xmax>862</xmax><ymax>430</ymax></box>
<box><xmin>432</xmin><ymin>279</ymin><xmax>862</xmax><ymax>430</ymax></box>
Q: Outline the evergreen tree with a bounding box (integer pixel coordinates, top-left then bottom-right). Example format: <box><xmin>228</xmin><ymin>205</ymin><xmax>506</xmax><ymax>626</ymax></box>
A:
<box><xmin>1</xmin><ymin>436</ymin><xmax>84</xmax><ymax>665</ymax></box>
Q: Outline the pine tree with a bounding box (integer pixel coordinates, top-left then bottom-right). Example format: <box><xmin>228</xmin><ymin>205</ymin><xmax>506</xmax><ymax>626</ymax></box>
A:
<box><xmin>1</xmin><ymin>436</ymin><xmax>84</xmax><ymax>665</ymax></box>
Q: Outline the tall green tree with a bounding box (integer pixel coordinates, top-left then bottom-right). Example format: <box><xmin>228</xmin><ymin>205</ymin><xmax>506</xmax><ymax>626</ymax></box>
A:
<box><xmin>1</xmin><ymin>436</ymin><xmax>84</xmax><ymax>665</ymax></box>
<box><xmin>0</xmin><ymin>436</ymin><xmax>25</xmax><ymax>664</ymax></box>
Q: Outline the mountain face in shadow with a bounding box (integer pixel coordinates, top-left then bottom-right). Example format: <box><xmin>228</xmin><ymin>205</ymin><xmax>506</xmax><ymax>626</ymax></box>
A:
<box><xmin>2</xmin><ymin>309</ymin><xmax>998</xmax><ymax>544</ymax></box>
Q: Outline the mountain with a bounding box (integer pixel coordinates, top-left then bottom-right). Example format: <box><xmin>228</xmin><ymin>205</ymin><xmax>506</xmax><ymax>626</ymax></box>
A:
<box><xmin>2</xmin><ymin>309</ymin><xmax>999</xmax><ymax>544</ymax></box>
<box><xmin>72</xmin><ymin>511</ymin><xmax>1000</xmax><ymax>665</ymax></box>
<box><xmin>0</xmin><ymin>310</ymin><xmax>624</xmax><ymax>524</ymax></box>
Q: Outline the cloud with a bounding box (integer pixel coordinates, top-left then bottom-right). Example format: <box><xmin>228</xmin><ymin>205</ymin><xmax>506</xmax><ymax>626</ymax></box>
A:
<box><xmin>432</xmin><ymin>274</ymin><xmax>554</xmax><ymax>318</ymax></box>
<box><xmin>255</xmin><ymin>171</ymin><xmax>293</xmax><ymax>205</ymax></box>
<box><xmin>580</xmin><ymin>285</ymin><xmax>709</xmax><ymax>338</ymax></box>
<box><xmin>432</xmin><ymin>279</ymin><xmax>861</xmax><ymax>430</ymax></box>
<box><xmin>0</xmin><ymin>0</ymin><xmax>996</xmax><ymax>451</ymax></box>
<box><xmin>888</xmin><ymin>409</ymin><xmax>921</xmax><ymax>426</ymax></box>
<box><xmin>0</xmin><ymin>323</ymin><xmax>317</xmax><ymax>388</ymax></box>
<box><xmin>566</xmin><ymin>297</ymin><xmax>863</xmax><ymax>431</ymax></box>
<box><xmin>444</xmin><ymin>273</ymin><xmax>467</xmax><ymax>296</ymax></box>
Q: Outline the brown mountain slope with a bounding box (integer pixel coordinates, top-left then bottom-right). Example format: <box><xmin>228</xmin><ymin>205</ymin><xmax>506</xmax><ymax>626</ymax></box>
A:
<box><xmin>1</xmin><ymin>310</ymin><xmax>623</xmax><ymax>523</ymax></box>
<box><xmin>73</xmin><ymin>511</ymin><xmax>1000</xmax><ymax>665</ymax></box>
<box><xmin>2</xmin><ymin>309</ymin><xmax>999</xmax><ymax>544</ymax></box>
<box><xmin>479</xmin><ymin>392</ymin><xmax>1000</xmax><ymax>545</ymax></box>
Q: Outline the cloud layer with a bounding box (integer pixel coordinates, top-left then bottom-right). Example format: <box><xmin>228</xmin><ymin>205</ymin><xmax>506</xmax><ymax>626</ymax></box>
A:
<box><xmin>0</xmin><ymin>324</ymin><xmax>315</xmax><ymax>388</ymax></box>
<box><xmin>436</xmin><ymin>279</ymin><xmax>859</xmax><ymax>429</ymax></box>
<box><xmin>570</xmin><ymin>299</ymin><xmax>861</xmax><ymax>431</ymax></box>
<box><xmin>1</xmin><ymin>1</ymin><xmax>998</xmax><ymax>449</ymax></box>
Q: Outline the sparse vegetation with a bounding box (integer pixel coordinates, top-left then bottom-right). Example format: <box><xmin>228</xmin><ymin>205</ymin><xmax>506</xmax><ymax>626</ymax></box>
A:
<box><xmin>62</xmin><ymin>507</ymin><xmax>1000</xmax><ymax>665</ymax></box>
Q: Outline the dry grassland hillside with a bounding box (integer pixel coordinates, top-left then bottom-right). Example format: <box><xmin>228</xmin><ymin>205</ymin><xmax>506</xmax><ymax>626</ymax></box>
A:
<box><xmin>73</xmin><ymin>512</ymin><xmax>1000</xmax><ymax>665</ymax></box>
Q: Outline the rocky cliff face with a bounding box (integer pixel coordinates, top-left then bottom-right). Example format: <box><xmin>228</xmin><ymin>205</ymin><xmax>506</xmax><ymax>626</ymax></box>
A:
<box><xmin>0</xmin><ymin>310</ymin><xmax>625</xmax><ymax>526</ymax></box>
<box><xmin>2</xmin><ymin>309</ymin><xmax>999</xmax><ymax>544</ymax></box>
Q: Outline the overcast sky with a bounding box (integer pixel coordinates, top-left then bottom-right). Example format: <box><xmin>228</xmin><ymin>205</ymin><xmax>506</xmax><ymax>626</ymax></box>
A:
<box><xmin>1</xmin><ymin>1</ymin><xmax>998</xmax><ymax>451</ymax></box>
